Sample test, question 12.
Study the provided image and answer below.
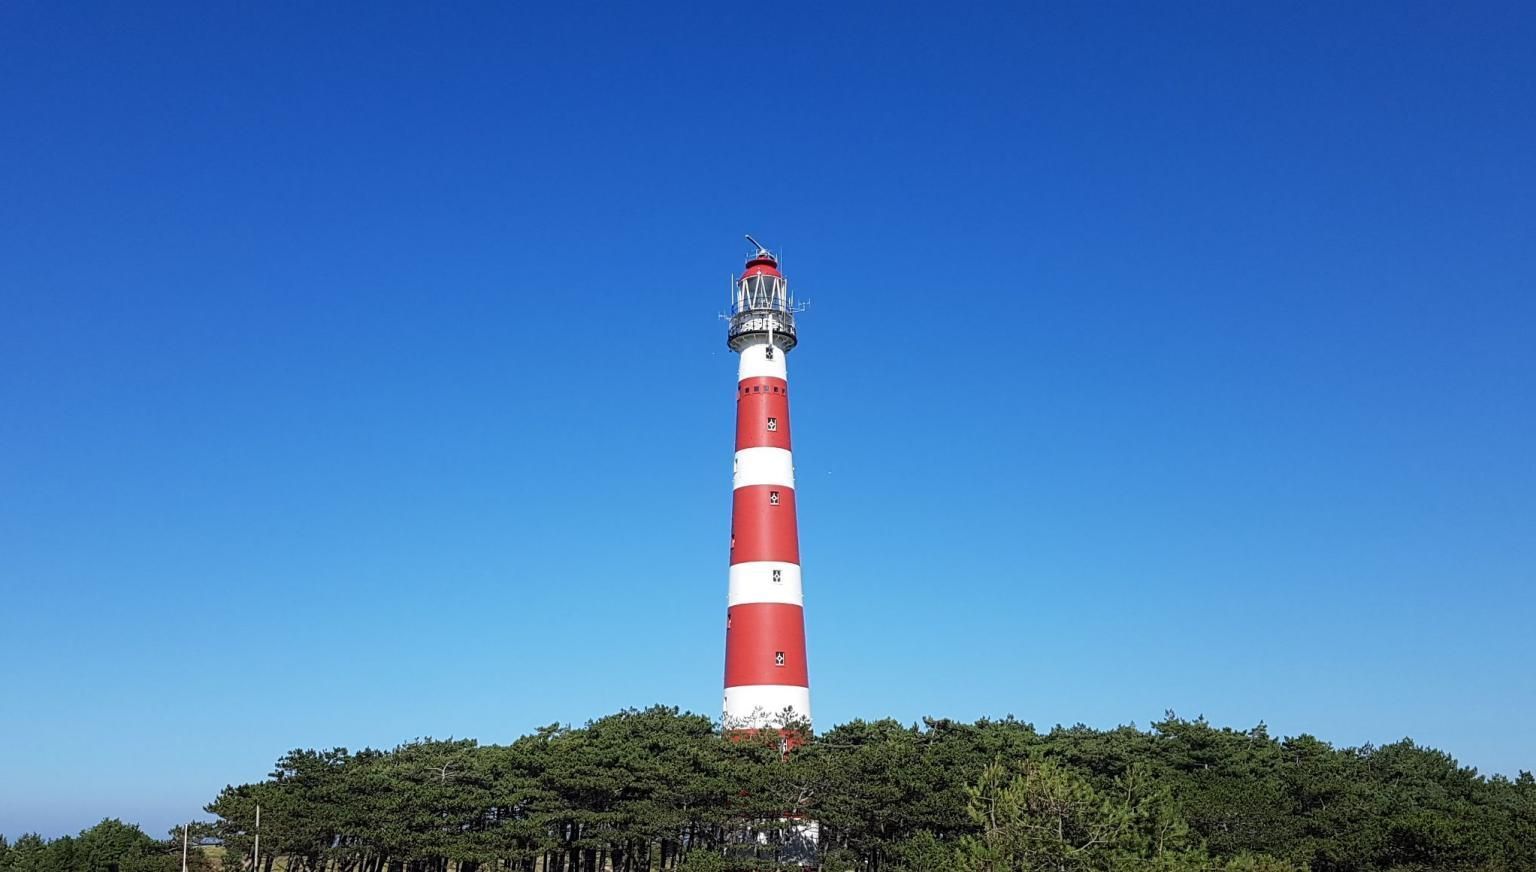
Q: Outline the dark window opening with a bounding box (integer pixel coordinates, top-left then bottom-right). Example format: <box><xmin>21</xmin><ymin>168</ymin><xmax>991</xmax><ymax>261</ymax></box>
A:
<box><xmin>774</xmin><ymin>651</ymin><xmax>785</xmax><ymax>667</ymax></box>
<box><xmin>769</xmin><ymin>490</ymin><xmax>781</xmax><ymax>506</ymax></box>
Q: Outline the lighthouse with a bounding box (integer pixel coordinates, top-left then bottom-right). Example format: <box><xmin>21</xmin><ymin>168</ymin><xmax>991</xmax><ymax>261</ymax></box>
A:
<box><xmin>723</xmin><ymin>236</ymin><xmax>810</xmax><ymax>732</ymax></box>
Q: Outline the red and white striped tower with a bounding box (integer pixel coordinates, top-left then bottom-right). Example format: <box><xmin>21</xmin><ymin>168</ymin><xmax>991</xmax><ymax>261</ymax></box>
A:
<box><xmin>723</xmin><ymin>237</ymin><xmax>810</xmax><ymax>733</ymax></box>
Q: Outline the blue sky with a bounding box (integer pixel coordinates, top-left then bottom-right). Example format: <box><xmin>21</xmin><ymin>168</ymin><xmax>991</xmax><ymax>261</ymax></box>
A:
<box><xmin>2</xmin><ymin>0</ymin><xmax>1533</xmax><ymax>839</ymax></box>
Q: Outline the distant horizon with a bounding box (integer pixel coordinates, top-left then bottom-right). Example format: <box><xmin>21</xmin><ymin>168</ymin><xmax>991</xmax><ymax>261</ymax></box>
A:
<box><xmin>3</xmin><ymin>0</ymin><xmax>1532</xmax><ymax>841</ymax></box>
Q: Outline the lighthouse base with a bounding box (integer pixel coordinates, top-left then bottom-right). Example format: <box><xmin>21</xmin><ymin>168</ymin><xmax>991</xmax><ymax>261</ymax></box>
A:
<box><xmin>725</xmin><ymin>818</ymin><xmax>819</xmax><ymax>870</ymax></box>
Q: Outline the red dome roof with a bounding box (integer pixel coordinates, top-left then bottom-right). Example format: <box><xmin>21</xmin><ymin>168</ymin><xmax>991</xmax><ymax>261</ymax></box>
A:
<box><xmin>742</xmin><ymin>253</ymin><xmax>781</xmax><ymax>279</ymax></box>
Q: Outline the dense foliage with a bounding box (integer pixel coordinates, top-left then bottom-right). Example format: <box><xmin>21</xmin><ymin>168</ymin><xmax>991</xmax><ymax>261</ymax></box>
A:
<box><xmin>0</xmin><ymin>820</ymin><xmax>215</xmax><ymax>872</ymax></box>
<box><xmin>7</xmin><ymin>709</ymin><xmax>1533</xmax><ymax>871</ymax></box>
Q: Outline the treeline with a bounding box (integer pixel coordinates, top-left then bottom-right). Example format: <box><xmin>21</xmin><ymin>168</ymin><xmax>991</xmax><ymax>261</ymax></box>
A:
<box><xmin>7</xmin><ymin>708</ymin><xmax>1533</xmax><ymax>872</ymax></box>
<box><xmin>0</xmin><ymin>820</ymin><xmax>216</xmax><ymax>872</ymax></box>
<box><xmin>194</xmin><ymin>708</ymin><xmax>1535</xmax><ymax>872</ymax></box>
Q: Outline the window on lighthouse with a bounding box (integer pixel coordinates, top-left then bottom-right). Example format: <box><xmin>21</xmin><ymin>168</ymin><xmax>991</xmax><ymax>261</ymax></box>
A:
<box><xmin>769</xmin><ymin>490</ymin><xmax>781</xmax><ymax>506</ymax></box>
<box><xmin>774</xmin><ymin>651</ymin><xmax>785</xmax><ymax>667</ymax></box>
<box><xmin>772</xmin><ymin>569</ymin><xmax>782</xmax><ymax>584</ymax></box>
<box><xmin>766</xmin><ymin>417</ymin><xmax>777</xmax><ymax>432</ymax></box>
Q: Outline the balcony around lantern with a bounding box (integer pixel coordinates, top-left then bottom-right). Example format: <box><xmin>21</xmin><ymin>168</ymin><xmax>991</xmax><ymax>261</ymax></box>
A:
<box><xmin>728</xmin><ymin>309</ymin><xmax>797</xmax><ymax>352</ymax></box>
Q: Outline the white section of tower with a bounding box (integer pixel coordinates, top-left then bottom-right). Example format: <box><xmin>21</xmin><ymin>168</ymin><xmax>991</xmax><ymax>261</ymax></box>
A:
<box><xmin>737</xmin><ymin>341</ymin><xmax>787</xmax><ymax>380</ymax></box>
<box><xmin>728</xmin><ymin>562</ymin><xmax>804</xmax><ymax>606</ymax></box>
<box><xmin>733</xmin><ymin>447</ymin><xmax>796</xmax><ymax>489</ymax></box>
<box><xmin>723</xmin><ymin>685</ymin><xmax>813</xmax><ymax>725</ymax></box>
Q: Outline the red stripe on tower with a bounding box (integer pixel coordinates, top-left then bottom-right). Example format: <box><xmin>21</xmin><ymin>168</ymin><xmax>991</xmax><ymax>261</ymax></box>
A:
<box><xmin>735</xmin><ymin>379</ymin><xmax>792</xmax><ymax>452</ymax></box>
<box><xmin>724</xmin><ymin>603</ymin><xmax>810</xmax><ymax>686</ymax></box>
<box><xmin>730</xmin><ymin>486</ymin><xmax>800</xmax><ymax>565</ymax></box>
<box><xmin>722</xmin><ymin>239</ymin><xmax>811</xmax><ymax>731</ymax></box>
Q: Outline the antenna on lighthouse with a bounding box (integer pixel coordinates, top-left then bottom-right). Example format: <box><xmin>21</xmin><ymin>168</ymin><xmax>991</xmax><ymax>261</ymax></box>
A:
<box><xmin>744</xmin><ymin>234</ymin><xmax>770</xmax><ymax>257</ymax></box>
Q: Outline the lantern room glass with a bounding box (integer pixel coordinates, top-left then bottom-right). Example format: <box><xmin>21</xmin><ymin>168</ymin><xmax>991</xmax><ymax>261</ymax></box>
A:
<box><xmin>736</xmin><ymin>274</ymin><xmax>788</xmax><ymax>313</ymax></box>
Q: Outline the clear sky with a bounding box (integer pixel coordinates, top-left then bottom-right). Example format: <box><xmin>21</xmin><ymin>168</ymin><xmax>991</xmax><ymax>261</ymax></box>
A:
<box><xmin>2</xmin><ymin>0</ymin><xmax>1532</xmax><ymax>840</ymax></box>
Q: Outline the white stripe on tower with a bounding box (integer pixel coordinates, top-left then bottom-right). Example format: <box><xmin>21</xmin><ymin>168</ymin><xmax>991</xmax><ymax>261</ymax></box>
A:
<box><xmin>723</xmin><ymin>244</ymin><xmax>811</xmax><ymax>732</ymax></box>
<box><xmin>723</xmin><ymin>685</ymin><xmax>812</xmax><ymax>724</ymax></box>
<box><xmin>733</xmin><ymin>447</ymin><xmax>795</xmax><ymax>489</ymax></box>
<box><xmin>728</xmin><ymin>562</ymin><xmax>803</xmax><ymax>606</ymax></box>
<box><xmin>738</xmin><ymin>342</ymin><xmax>788</xmax><ymax>380</ymax></box>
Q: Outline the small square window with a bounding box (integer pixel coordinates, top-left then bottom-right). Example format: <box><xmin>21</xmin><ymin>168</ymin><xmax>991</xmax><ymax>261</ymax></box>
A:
<box><xmin>774</xmin><ymin>651</ymin><xmax>785</xmax><ymax>667</ymax></box>
<box><xmin>769</xmin><ymin>490</ymin><xmax>781</xmax><ymax>506</ymax></box>
<box><xmin>771</xmin><ymin>569</ymin><xmax>782</xmax><ymax>583</ymax></box>
<box><xmin>766</xmin><ymin>417</ymin><xmax>778</xmax><ymax>432</ymax></box>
